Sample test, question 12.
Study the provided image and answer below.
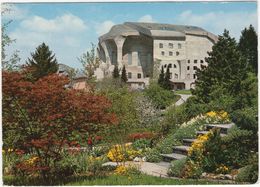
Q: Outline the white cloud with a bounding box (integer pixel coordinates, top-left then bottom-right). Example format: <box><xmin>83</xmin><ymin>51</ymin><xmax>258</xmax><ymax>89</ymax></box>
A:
<box><xmin>20</xmin><ymin>14</ymin><xmax>87</xmax><ymax>33</ymax></box>
<box><xmin>2</xmin><ymin>4</ymin><xmax>29</xmax><ymax>20</ymax></box>
<box><xmin>95</xmin><ymin>20</ymin><xmax>115</xmax><ymax>36</ymax></box>
<box><xmin>7</xmin><ymin>13</ymin><xmax>91</xmax><ymax>69</ymax></box>
<box><xmin>176</xmin><ymin>10</ymin><xmax>257</xmax><ymax>40</ymax></box>
<box><xmin>138</xmin><ymin>15</ymin><xmax>156</xmax><ymax>23</ymax></box>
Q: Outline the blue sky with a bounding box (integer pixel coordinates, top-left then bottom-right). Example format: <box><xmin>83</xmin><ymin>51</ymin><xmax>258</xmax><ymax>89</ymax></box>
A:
<box><xmin>2</xmin><ymin>1</ymin><xmax>257</xmax><ymax>69</ymax></box>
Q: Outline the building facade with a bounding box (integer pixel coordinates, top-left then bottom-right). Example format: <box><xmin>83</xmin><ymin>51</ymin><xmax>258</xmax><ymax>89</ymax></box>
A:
<box><xmin>95</xmin><ymin>22</ymin><xmax>217</xmax><ymax>90</ymax></box>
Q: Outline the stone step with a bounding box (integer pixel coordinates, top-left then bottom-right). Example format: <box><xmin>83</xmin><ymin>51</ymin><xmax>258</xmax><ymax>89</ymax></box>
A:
<box><xmin>206</xmin><ymin>123</ymin><xmax>234</xmax><ymax>134</ymax></box>
<box><xmin>172</xmin><ymin>145</ymin><xmax>190</xmax><ymax>155</ymax></box>
<box><xmin>161</xmin><ymin>153</ymin><xmax>187</xmax><ymax>162</ymax></box>
<box><xmin>182</xmin><ymin>138</ymin><xmax>196</xmax><ymax>146</ymax></box>
<box><xmin>196</xmin><ymin>130</ymin><xmax>227</xmax><ymax>137</ymax></box>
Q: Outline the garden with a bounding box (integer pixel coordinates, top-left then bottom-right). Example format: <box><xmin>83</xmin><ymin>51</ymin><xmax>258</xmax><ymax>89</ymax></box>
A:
<box><xmin>2</xmin><ymin>16</ymin><xmax>258</xmax><ymax>185</ymax></box>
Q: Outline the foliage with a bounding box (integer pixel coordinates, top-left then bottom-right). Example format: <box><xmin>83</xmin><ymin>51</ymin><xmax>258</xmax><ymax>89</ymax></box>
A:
<box><xmin>127</xmin><ymin>132</ymin><xmax>156</xmax><ymax>142</ymax></box>
<box><xmin>236</xmin><ymin>163</ymin><xmax>258</xmax><ymax>183</ymax></box>
<box><xmin>26</xmin><ymin>43</ymin><xmax>58</xmax><ymax>81</ymax></box>
<box><xmin>132</xmin><ymin>139</ymin><xmax>151</xmax><ymax>150</ymax></box>
<box><xmin>1</xmin><ymin>7</ymin><xmax>20</xmax><ymax>71</ymax></box>
<box><xmin>113</xmin><ymin>65</ymin><xmax>120</xmax><ymax>78</ymax></box>
<box><xmin>192</xmin><ymin>30</ymin><xmax>248</xmax><ymax>108</ymax></box>
<box><xmin>238</xmin><ymin>25</ymin><xmax>258</xmax><ymax>74</ymax></box>
<box><xmin>145</xmin><ymin>148</ymin><xmax>162</xmax><ymax>163</ymax></box>
<box><xmin>107</xmin><ymin>143</ymin><xmax>141</xmax><ymax>162</ymax></box>
<box><xmin>168</xmin><ymin>157</ymin><xmax>187</xmax><ymax>177</ymax></box>
<box><xmin>158</xmin><ymin>66</ymin><xmax>165</xmax><ymax>87</ymax></box>
<box><xmin>121</xmin><ymin>65</ymin><xmax>128</xmax><ymax>82</ymax></box>
<box><xmin>164</xmin><ymin>64</ymin><xmax>171</xmax><ymax>90</ymax></box>
<box><xmin>144</xmin><ymin>82</ymin><xmax>178</xmax><ymax>109</ymax></box>
<box><xmin>78</xmin><ymin>43</ymin><xmax>100</xmax><ymax>80</ymax></box>
<box><xmin>2</xmin><ymin>71</ymin><xmax>117</xmax><ymax>178</ymax></box>
<box><xmin>182</xmin><ymin>159</ymin><xmax>203</xmax><ymax>179</ymax></box>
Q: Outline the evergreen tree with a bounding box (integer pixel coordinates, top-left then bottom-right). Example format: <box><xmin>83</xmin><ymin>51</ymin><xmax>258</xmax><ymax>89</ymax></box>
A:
<box><xmin>238</xmin><ymin>25</ymin><xmax>258</xmax><ymax>75</ymax></box>
<box><xmin>113</xmin><ymin>65</ymin><xmax>120</xmax><ymax>78</ymax></box>
<box><xmin>26</xmin><ymin>43</ymin><xmax>58</xmax><ymax>80</ymax></box>
<box><xmin>164</xmin><ymin>64</ymin><xmax>172</xmax><ymax>90</ymax></box>
<box><xmin>158</xmin><ymin>66</ymin><xmax>165</xmax><ymax>87</ymax></box>
<box><xmin>193</xmin><ymin>30</ymin><xmax>248</xmax><ymax>105</ymax></box>
<box><xmin>121</xmin><ymin>65</ymin><xmax>128</xmax><ymax>82</ymax></box>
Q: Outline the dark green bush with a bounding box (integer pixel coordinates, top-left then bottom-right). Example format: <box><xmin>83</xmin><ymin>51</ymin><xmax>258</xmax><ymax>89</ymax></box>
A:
<box><xmin>168</xmin><ymin>158</ymin><xmax>187</xmax><ymax>177</ymax></box>
<box><xmin>132</xmin><ymin>139</ymin><xmax>151</xmax><ymax>150</ymax></box>
<box><xmin>236</xmin><ymin>164</ymin><xmax>258</xmax><ymax>183</ymax></box>
<box><xmin>145</xmin><ymin>148</ymin><xmax>162</xmax><ymax>163</ymax></box>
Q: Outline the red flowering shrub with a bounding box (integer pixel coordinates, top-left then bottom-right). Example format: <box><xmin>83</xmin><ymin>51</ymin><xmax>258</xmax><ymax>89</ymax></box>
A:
<box><xmin>127</xmin><ymin>132</ymin><xmax>156</xmax><ymax>141</ymax></box>
<box><xmin>2</xmin><ymin>71</ymin><xmax>117</xmax><ymax>177</ymax></box>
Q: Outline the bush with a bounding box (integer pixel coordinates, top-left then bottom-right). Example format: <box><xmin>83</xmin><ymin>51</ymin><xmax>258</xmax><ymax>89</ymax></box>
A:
<box><xmin>144</xmin><ymin>83</ymin><xmax>178</xmax><ymax>109</ymax></box>
<box><xmin>168</xmin><ymin>158</ymin><xmax>187</xmax><ymax>177</ymax></box>
<box><xmin>132</xmin><ymin>139</ymin><xmax>151</xmax><ymax>150</ymax></box>
<box><xmin>236</xmin><ymin>164</ymin><xmax>258</xmax><ymax>183</ymax></box>
<box><xmin>145</xmin><ymin>148</ymin><xmax>162</xmax><ymax>163</ymax></box>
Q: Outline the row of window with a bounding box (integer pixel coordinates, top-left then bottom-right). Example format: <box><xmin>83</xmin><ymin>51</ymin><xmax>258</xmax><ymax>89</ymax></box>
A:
<box><xmin>168</xmin><ymin>73</ymin><xmax>196</xmax><ymax>79</ymax></box>
<box><xmin>161</xmin><ymin>51</ymin><xmax>180</xmax><ymax>56</ymax></box>
<box><xmin>188</xmin><ymin>59</ymin><xmax>204</xmax><ymax>64</ymax></box>
<box><xmin>128</xmin><ymin>72</ymin><xmax>142</xmax><ymax>79</ymax></box>
<box><xmin>159</xmin><ymin>43</ymin><xmax>182</xmax><ymax>49</ymax></box>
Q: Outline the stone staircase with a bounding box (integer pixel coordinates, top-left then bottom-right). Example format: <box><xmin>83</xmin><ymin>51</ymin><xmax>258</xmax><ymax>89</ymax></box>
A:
<box><xmin>161</xmin><ymin>123</ymin><xmax>234</xmax><ymax>162</ymax></box>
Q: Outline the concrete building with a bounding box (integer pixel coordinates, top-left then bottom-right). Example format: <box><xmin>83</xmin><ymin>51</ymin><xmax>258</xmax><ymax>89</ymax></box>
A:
<box><xmin>95</xmin><ymin>22</ymin><xmax>217</xmax><ymax>90</ymax></box>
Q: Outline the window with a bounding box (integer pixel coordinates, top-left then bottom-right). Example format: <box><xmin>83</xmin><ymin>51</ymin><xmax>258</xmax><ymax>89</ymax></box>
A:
<box><xmin>169</xmin><ymin>43</ymin><xmax>173</xmax><ymax>48</ymax></box>
<box><xmin>174</xmin><ymin>64</ymin><xmax>177</xmax><ymax>68</ymax></box>
<box><xmin>128</xmin><ymin>72</ymin><xmax>132</xmax><ymax>79</ymax></box>
<box><xmin>188</xmin><ymin>60</ymin><xmax>190</xmax><ymax>63</ymax></box>
<box><xmin>168</xmin><ymin>64</ymin><xmax>172</xmax><ymax>68</ymax></box>
<box><xmin>138</xmin><ymin>52</ymin><xmax>141</xmax><ymax>66</ymax></box>
<box><xmin>174</xmin><ymin>73</ymin><xmax>178</xmax><ymax>79</ymax></box>
<box><xmin>178</xmin><ymin>43</ymin><xmax>181</xmax><ymax>49</ymax></box>
<box><xmin>193</xmin><ymin>66</ymin><xmax>197</xmax><ymax>70</ymax></box>
<box><xmin>169</xmin><ymin>51</ymin><xmax>173</xmax><ymax>56</ymax></box>
<box><xmin>161</xmin><ymin>51</ymin><xmax>165</xmax><ymax>56</ymax></box>
<box><xmin>194</xmin><ymin>60</ymin><xmax>198</xmax><ymax>63</ymax></box>
<box><xmin>137</xmin><ymin>73</ymin><xmax>142</xmax><ymax>79</ymax></box>
<box><xmin>176</xmin><ymin>51</ymin><xmax>180</xmax><ymax>56</ymax></box>
<box><xmin>200</xmin><ymin>60</ymin><xmax>204</xmax><ymax>63</ymax></box>
<box><xmin>128</xmin><ymin>53</ymin><xmax>132</xmax><ymax>65</ymax></box>
<box><xmin>164</xmin><ymin>64</ymin><xmax>167</xmax><ymax>68</ymax></box>
<box><xmin>159</xmin><ymin>43</ymin><xmax>163</xmax><ymax>48</ymax></box>
<box><xmin>187</xmin><ymin>66</ymin><xmax>190</xmax><ymax>70</ymax></box>
<box><xmin>193</xmin><ymin>74</ymin><xmax>196</xmax><ymax>79</ymax></box>
<box><xmin>170</xmin><ymin>73</ymin><xmax>172</xmax><ymax>79</ymax></box>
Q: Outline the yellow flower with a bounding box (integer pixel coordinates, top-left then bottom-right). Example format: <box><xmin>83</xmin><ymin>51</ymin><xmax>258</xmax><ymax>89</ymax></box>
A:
<box><xmin>115</xmin><ymin>165</ymin><xmax>127</xmax><ymax>175</ymax></box>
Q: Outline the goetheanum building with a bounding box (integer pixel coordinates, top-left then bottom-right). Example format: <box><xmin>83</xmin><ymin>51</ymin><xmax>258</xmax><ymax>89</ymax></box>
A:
<box><xmin>95</xmin><ymin>22</ymin><xmax>217</xmax><ymax>90</ymax></box>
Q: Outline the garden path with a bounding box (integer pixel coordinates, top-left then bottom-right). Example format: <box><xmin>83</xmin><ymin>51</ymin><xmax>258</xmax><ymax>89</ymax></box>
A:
<box><xmin>174</xmin><ymin>94</ymin><xmax>192</xmax><ymax>106</ymax></box>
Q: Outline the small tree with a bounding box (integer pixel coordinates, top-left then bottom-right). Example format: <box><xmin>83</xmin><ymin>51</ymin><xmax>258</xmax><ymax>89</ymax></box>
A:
<box><xmin>158</xmin><ymin>66</ymin><xmax>165</xmax><ymax>87</ymax></box>
<box><xmin>78</xmin><ymin>43</ymin><xmax>100</xmax><ymax>80</ymax></box>
<box><xmin>121</xmin><ymin>65</ymin><xmax>128</xmax><ymax>83</ymax></box>
<box><xmin>164</xmin><ymin>64</ymin><xmax>171</xmax><ymax>90</ymax></box>
<box><xmin>238</xmin><ymin>25</ymin><xmax>258</xmax><ymax>75</ymax></box>
<box><xmin>26</xmin><ymin>42</ymin><xmax>58</xmax><ymax>80</ymax></box>
<box><xmin>113</xmin><ymin>65</ymin><xmax>120</xmax><ymax>79</ymax></box>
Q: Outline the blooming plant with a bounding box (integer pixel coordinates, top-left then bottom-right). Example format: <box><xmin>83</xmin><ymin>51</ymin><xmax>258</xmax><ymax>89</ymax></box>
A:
<box><xmin>206</xmin><ymin>111</ymin><xmax>230</xmax><ymax>123</ymax></box>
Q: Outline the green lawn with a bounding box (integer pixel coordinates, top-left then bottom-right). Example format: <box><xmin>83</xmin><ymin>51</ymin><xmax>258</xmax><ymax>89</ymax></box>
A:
<box><xmin>66</xmin><ymin>174</ymin><xmax>233</xmax><ymax>185</ymax></box>
<box><xmin>174</xmin><ymin>90</ymin><xmax>192</xmax><ymax>95</ymax></box>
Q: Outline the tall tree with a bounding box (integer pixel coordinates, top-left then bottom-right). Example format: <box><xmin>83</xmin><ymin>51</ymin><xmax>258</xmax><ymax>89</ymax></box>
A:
<box><xmin>26</xmin><ymin>42</ymin><xmax>58</xmax><ymax>80</ymax></box>
<box><xmin>193</xmin><ymin>30</ymin><xmax>248</xmax><ymax>105</ymax></box>
<box><xmin>238</xmin><ymin>25</ymin><xmax>258</xmax><ymax>75</ymax></box>
<box><xmin>78</xmin><ymin>43</ymin><xmax>100</xmax><ymax>80</ymax></box>
<box><xmin>121</xmin><ymin>65</ymin><xmax>128</xmax><ymax>82</ymax></box>
<box><xmin>164</xmin><ymin>64</ymin><xmax>171</xmax><ymax>90</ymax></box>
<box><xmin>158</xmin><ymin>66</ymin><xmax>165</xmax><ymax>87</ymax></box>
<box><xmin>113</xmin><ymin>65</ymin><xmax>120</xmax><ymax>79</ymax></box>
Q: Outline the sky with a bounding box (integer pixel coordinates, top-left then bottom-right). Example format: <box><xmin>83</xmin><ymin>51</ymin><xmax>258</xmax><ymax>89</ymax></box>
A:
<box><xmin>2</xmin><ymin>1</ymin><xmax>258</xmax><ymax>69</ymax></box>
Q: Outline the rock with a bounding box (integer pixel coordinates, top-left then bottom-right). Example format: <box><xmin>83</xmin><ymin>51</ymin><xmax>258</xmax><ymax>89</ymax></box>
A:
<box><xmin>225</xmin><ymin>174</ymin><xmax>233</xmax><ymax>180</ymax></box>
<box><xmin>202</xmin><ymin>172</ymin><xmax>207</xmax><ymax>178</ymax></box>
<box><xmin>218</xmin><ymin>174</ymin><xmax>225</xmax><ymax>179</ymax></box>
<box><xmin>133</xmin><ymin>157</ymin><xmax>142</xmax><ymax>162</ymax></box>
<box><xmin>142</xmin><ymin>157</ymin><xmax>147</xmax><ymax>162</ymax></box>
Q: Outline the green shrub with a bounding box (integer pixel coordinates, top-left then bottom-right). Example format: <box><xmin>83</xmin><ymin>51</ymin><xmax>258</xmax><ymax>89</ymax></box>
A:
<box><xmin>144</xmin><ymin>83</ymin><xmax>178</xmax><ymax>109</ymax></box>
<box><xmin>145</xmin><ymin>148</ymin><xmax>162</xmax><ymax>163</ymax></box>
<box><xmin>168</xmin><ymin>158</ymin><xmax>187</xmax><ymax>177</ymax></box>
<box><xmin>132</xmin><ymin>139</ymin><xmax>151</xmax><ymax>150</ymax></box>
<box><xmin>236</xmin><ymin>164</ymin><xmax>258</xmax><ymax>183</ymax></box>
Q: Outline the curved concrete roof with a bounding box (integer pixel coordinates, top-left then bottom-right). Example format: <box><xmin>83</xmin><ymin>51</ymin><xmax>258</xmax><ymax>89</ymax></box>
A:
<box><xmin>99</xmin><ymin>22</ymin><xmax>218</xmax><ymax>43</ymax></box>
